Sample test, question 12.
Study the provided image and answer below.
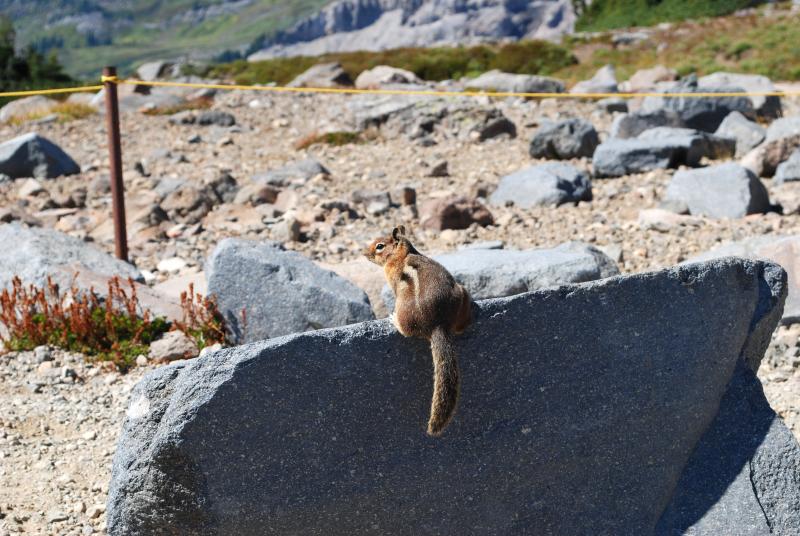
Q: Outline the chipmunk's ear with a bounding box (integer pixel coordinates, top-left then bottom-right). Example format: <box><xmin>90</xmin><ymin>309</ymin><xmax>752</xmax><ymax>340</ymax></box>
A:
<box><xmin>392</xmin><ymin>226</ymin><xmax>405</xmax><ymax>241</ymax></box>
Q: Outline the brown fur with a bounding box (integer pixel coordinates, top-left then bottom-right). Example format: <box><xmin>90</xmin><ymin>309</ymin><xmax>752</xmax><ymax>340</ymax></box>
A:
<box><xmin>364</xmin><ymin>225</ymin><xmax>472</xmax><ymax>436</ymax></box>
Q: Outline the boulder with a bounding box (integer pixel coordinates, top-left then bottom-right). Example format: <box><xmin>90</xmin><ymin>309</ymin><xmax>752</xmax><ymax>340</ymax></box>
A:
<box><xmin>442</xmin><ymin>106</ymin><xmax>516</xmax><ymax>141</ymax></box>
<box><xmin>355</xmin><ymin>65</ymin><xmax>422</xmax><ymax>89</ymax></box>
<box><xmin>465</xmin><ymin>70</ymin><xmax>565</xmax><ymax>94</ymax></box>
<box><xmin>596</xmin><ymin>97</ymin><xmax>627</xmax><ymax>114</ymax></box>
<box><xmin>0</xmin><ymin>96</ymin><xmax>56</xmax><ymax>123</ymax></box>
<box><xmin>610</xmin><ymin>110</ymin><xmax>685</xmax><ymax>139</ymax></box>
<box><xmin>136</xmin><ymin>61</ymin><xmax>174</xmax><ymax>81</ymax></box>
<box><xmin>775</xmin><ymin>150</ymin><xmax>800</xmax><ymax>185</ymax></box>
<box><xmin>0</xmin><ymin>133</ymin><xmax>80</xmax><ymax>179</ymax></box>
<box><xmin>637</xmin><ymin>127</ymin><xmax>735</xmax><ymax>160</ymax></box>
<box><xmin>619</xmin><ymin>65</ymin><xmax>677</xmax><ymax>93</ymax></box>
<box><xmin>570</xmin><ymin>64</ymin><xmax>618</xmax><ymax>94</ymax></box>
<box><xmin>529</xmin><ymin>118</ymin><xmax>599</xmax><ymax>159</ymax></box>
<box><xmin>419</xmin><ymin>195</ymin><xmax>494</xmax><ymax>230</ymax></box>
<box><xmin>689</xmin><ymin>236</ymin><xmax>800</xmax><ymax>325</ymax></box>
<box><xmin>741</xmin><ymin>134</ymin><xmax>800</xmax><ymax>178</ymax></box>
<box><xmin>715</xmin><ymin>111</ymin><xmax>765</xmax><ymax>157</ymax></box>
<box><xmin>664</xmin><ymin>163</ymin><xmax>769</xmax><ymax>219</ymax></box>
<box><xmin>383</xmin><ymin>241</ymin><xmax>618</xmax><ymax>310</ymax></box>
<box><xmin>205</xmin><ymin>239</ymin><xmax>374</xmax><ymax>343</ymax></box>
<box><xmin>107</xmin><ymin>258</ymin><xmax>800</xmax><ymax>536</ymax></box>
<box><xmin>253</xmin><ymin>158</ymin><xmax>330</xmax><ymax>187</ymax></box>
<box><xmin>766</xmin><ymin>116</ymin><xmax>800</xmax><ymax>143</ymax></box>
<box><xmin>287</xmin><ymin>62</ymin><xmax>352</xmax><ymax>88</ymax></box>
<box><xmin>593</xmin><ymin>132</ymin><xmax>715</xmax><ymax>178</ymax></box>
<box><xmin>642</xmin><ymin>78</ymin><xmax>755</xmax><ymax>132</ymax></box>
<box><xmin>698</xmin><ymin>72</ymin><xmax>781</xmax><ymax>119</ymax></box>
<box><xmin>0</xmin><ymin>223</ymin><xmax>142</xmax><ymax>294</ymax></box>
<box><xmin>489</xmin><ymin>163</ymin><xmax>592</xmax><ymax>208</ymax></box>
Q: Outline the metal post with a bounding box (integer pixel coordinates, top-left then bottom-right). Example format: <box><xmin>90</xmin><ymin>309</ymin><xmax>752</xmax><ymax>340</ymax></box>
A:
<box><xmin>103</xmin><ymin>66</ymin><xmax>129</xmax><ymax>262</ymax></box>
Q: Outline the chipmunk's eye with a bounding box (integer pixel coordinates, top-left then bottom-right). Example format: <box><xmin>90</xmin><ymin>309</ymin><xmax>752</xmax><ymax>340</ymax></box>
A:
<box><xmin>375</xmin><ymin>243</ymin><xmax>385</xmax><ymax>252</ymax></box>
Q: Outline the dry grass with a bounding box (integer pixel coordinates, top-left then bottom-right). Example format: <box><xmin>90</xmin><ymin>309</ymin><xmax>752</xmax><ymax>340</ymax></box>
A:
<box><xmin>141</xmin><ymin>97</ymin><xmax>213</xmax><ymax>116</ymax></box>
<box><xmin>0</xmin><ymin>276</ymin><xmax>233</xmax><ymax>371</ymax></box>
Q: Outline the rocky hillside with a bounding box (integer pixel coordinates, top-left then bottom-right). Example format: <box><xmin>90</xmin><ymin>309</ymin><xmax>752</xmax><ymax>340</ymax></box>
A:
<box><xmin>247</xmin><ymin>0</ymin><xmax>576</xmax><ymax>60</ymax></box>
<box><xmin>0</xmin><ymin>0</ymin><xmax>329</xmax><ymax>77</ymax></box>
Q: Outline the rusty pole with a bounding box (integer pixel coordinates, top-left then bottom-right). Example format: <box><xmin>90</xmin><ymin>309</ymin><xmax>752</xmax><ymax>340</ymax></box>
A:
<box><xmin>103</xmin><ymin>66</ymin><xmax>129</xmax><ymax>262</ymax></box>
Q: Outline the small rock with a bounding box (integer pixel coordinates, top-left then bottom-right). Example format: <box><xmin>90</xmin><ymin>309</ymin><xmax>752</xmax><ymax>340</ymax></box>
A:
<box><xmin>490</xmin><ymin>163</ymin><xmax>592</xmax><ymax>208</ymax></box>
<box><xmin>197</xmin><ymin>110</ymin><xmax>236</xmax><ymax>127</ymax></box>
<box><xmin>715</xmin><ymin>111</ymin><xmax>766</xmax><ymax>157</ymax></box>
<box><xmin>428</xmin><ymin>160</ymin><xmax>449</xmax><ymax>177</ymax></box>
<box><xmin>419</xmin><ymin>195</ymin><xmax>494</xmax><ymax>231</ymax></box>
<box><xmin>87</xmin><ymin>504</ymin><xmax>105</xmax><ymax>519</ymax></box>
<box><xmin>391</xmin><ymin>186</ymin><xmax>416</xmax><ymax>206</ymax></box>
<box><xmin>135</xmin><ymin>355</ymin><xmax>149</xmax><ymax>367</ymax></box>
<box><xmin>775</xmin><ymin>150</ymin><xmax>800</xmax><ymax>185</ymax></box>
<box><xmin>18</xmin><ymin>178</ymin><xmax>44</xmax><ymax>198</ymax></box>
<box><xmin>272</xmin><ymin>217</ymin><xmax>301</xmax><ymax>243</ymax></box>
<box><xmin>148</xmin><ymin>331</ymin><xmax>199</xmax><ymax>362</ymax></box>
<box><xmin>47</xmin><ymin>511</ymin><xmax>69</xmax><ymax>523</ymax></box>
<box><xmin>156</xmin><ymin>257</ymin><xmax>187</xmax><ymax>273</ymax></box>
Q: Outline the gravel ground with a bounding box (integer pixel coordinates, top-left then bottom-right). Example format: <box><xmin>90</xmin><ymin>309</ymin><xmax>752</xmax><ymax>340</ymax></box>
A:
<box><xmin>1</xmin><ymin>91</ymin><xmax>799</xmax><ymax>534</ymax></box>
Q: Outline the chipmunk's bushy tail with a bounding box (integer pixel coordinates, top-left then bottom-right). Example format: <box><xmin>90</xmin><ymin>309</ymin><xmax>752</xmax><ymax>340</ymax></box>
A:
<box><xmin>428</xmin><ymin>326</ymin><xmax>460</xmax><ymax>437</ymax></box>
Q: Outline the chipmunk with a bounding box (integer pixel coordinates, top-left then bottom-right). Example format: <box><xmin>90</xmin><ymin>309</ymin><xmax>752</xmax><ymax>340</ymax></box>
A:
<box><xmin>364</xmin><ymin>225</ymin><xmax>472</xmax><ymax>436</ymax></box>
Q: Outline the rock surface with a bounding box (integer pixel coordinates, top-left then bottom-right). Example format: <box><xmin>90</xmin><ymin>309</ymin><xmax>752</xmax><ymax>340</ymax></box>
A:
<box><xmin>0</xmin><ymin>96</ymin><xmax>57</xmax><ymax>123</ymax></box>
<box><xmin>107</xmin><ymin>258</ymin><xmax>800</xmax><ymax>536</ymax></box>
<box><xmin>287</xmin><ymin>62</ymin><xmax>352</xmax><ymax>88</ymax></box>
<box><xmin>466</xmin><ymin>70</ymin><xmax>565</xmax><ymax>94</ymax></box>
<box><xmin>698</xmin><ymin>71</ymin><xmax>782</xmax><ymax>119</ymax></box>
<box><xmin>529</xmin><ymin>118</ymin><xmax>599</xmax><ymax>160</ymax></box>
<box><xmin>205</xmin><ymin>239</ymin><xmax>374</xmax><ymax>343</ymax></box>
<box><xmin>593</xmin><ymin>132</ymin><xmax>718</xmax><ymax>178</ymax></box>
<box><xmin>570</xmin><ymin>64</ymin><xmax>618</xmax><ymax>94</ymax></box>
<box><xmin>642</xmin><ymin>78</ymin><xmax>755</xmax><ymax>132</ymax></box>
<box><xmin>610</xmin><ymin>110</ymin><xmax>685</xmax><ymax>139</ymax></box>
<box><xmin>489</xmin><ymin>163</ymin><xmax>592</xmax><ymax>208</ymax></box>
<box><xmin>715</xmin><ymin>111</ymin><xmax>765</xmax><ymax>157</ymax></box>
<box><xmin>776</xmin><ymin>150</ymin><xmax>800</xmax><ymax>185</ymax></box>
<box><xmin>419</xmin><ymin>195</ymin><xmax>494</xmax><ymax>230</ymax></box>
<box><xmin>0</xmin><ymin>132</ymin><xmax>80</xmax><ymax>179</ymax></box>
<box><xmin>248</xmin><ymin>0</ymin><xmax>576</xmax><ymax>60</ymax></box>
<box><xmin>354</xmin><ymin>65</ymin><xmax>421</xmax><ymax>89</ymax></box>
<box><xmin>664</xmin><ymin>163</ymin><xmax>769</xmax><ymax>219</ymax></box>
<box><xmin>383</xmin><ymin>241</ymin><xmax>618</xmax><ymax>311</ymax></box>
<box><xmin>0</xmin><ymin>223</ymin><xmax>142</xmax><ymax>292</ymax></box>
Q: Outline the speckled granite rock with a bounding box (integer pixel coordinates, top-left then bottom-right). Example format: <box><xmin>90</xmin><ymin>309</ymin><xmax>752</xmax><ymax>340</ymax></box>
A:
<box><xmin>108</xmin><ymin>258</ymin><xmax>799</xmax><ymax>536</ymax></box>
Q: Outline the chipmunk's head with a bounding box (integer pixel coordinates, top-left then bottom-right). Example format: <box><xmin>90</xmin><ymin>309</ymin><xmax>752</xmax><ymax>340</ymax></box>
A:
<box><xmin>363</xmin><ymin>225</ymin><xmax>409</xmax><ymax>266</ymax></box>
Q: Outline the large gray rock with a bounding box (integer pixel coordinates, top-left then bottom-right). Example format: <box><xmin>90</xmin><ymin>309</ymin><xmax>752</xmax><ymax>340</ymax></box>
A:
<box><xmin>689</xmin><ymin>235</ymin><xmax>800</xmax><ymax>325</ymax></box>
<box><xmin>466</xmin><ymin>70</ymin><xmax>565</xmax><ymax>94</ymax></box>
<box><xmin>775</xmin><ymin>150</ymin><xmax>800</xmax><ymax>185</ymax></box>
<box><xmin>642</xmin><ymin>78</ymin><xmax>755</xmax><ymax>132</ymax></box>
<box><xmin>610</xmin><ymin>110</ymin><xmax>685</xmax><ymax>139</ymax></box>
<box><xmin>354</xmin><ymin>65</ymin><xmax>421</xmax><ymax>89</ymax></box>
<box><xmin>489</xmin><ymin>163</ymin><xmax>592</xmax><ymax>208</ymax></box>
<box><xmin>382</xmin><ymin>242</ymin><xmax>617</xmax><ymax>311</ymax></box>
<box><xmin>0</xmin><ymin>96</ymin><xmax>56</xmax><ymax>123</ymax></box>
<box><xmin>664</xmin><ymin>163</ymin><xmax>769</xmax><ymax>219</ymax></box>
<box><xmin>0</xmin><ymin>133</ymin><xmax>80</xmax><ymax>179</ymax></box>
<box><xmin>107</xmin><ymin>258</ymin><xmax>800</xmax><ymax>535</ymax></box>
<box><xmin>637</xmin><ymin>127</ymin><xmax>735</xmax><ymax>160</ymax></box>
<box><xmin>570</xmin><ymin>64</ymin><xmax>617</xmax><ymax>94</ymax></box>
<box><xmin>766</xmin><ymin>116</ymin><xmax>800</xmax><ymax>143</ymax></box>
<box><xmin>593</xmin><ymin>131</ymin><xmax>721</xmax><ymax>178</ymax></box>
<box><xmin>205</xmin><ymin>239</ymin><xmax>374</xmax><ymax>343</ymax></box>
<box><xmin>715</xmin><ymin>111</ymin><xmax>765</xmax><ymax>157</ymax></box>
<box><xmin>136</xmin><ymin>61</ymin><xmax>174</xmax><ymax>81</ymax></box>
<box><xmin>0</xmin><ymin>223</ymin><xmax>142</xmax><ymax>293</ymax></box>
<box><xmin>529</xmin><ymin>118</ymin><xmax>599</xmax><ymax>159</ymax></box>
<box><xmin>698</xmin><ymin>72</ymin><xmax>782</xmax><ymax>119</ymax></box>
<box><xmin>287</xmin><ymin>62</ymin><xmax>352</xmax><ymax>88</ymax></box>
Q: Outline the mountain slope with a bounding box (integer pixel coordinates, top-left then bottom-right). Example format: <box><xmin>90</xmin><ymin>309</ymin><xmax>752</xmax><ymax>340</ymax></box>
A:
<box><xmin>0</xmin><ymin>0</ymin><xmax>330</xmax><ymax>78</ymax></box>
<box><xmin>247</xmin><ymin>0</ymin><xmax>576</xmax><ymax>60</ymax></box>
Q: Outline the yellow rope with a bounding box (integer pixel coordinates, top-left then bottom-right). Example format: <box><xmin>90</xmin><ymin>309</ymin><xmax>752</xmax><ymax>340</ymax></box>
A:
<box><xmin>1</xmin><ymin>75</ymin><xmax>798</xmax><ymax>101</ymax></box>
<box><xmin>0</xmin><ymin>85</ymin><xmax>103</xmax><ymax>98</ymax></box>
<box><xmin>118</xmin><ymin>78</ymin><xmax>800</xmax><ymax>100</ymax></box>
